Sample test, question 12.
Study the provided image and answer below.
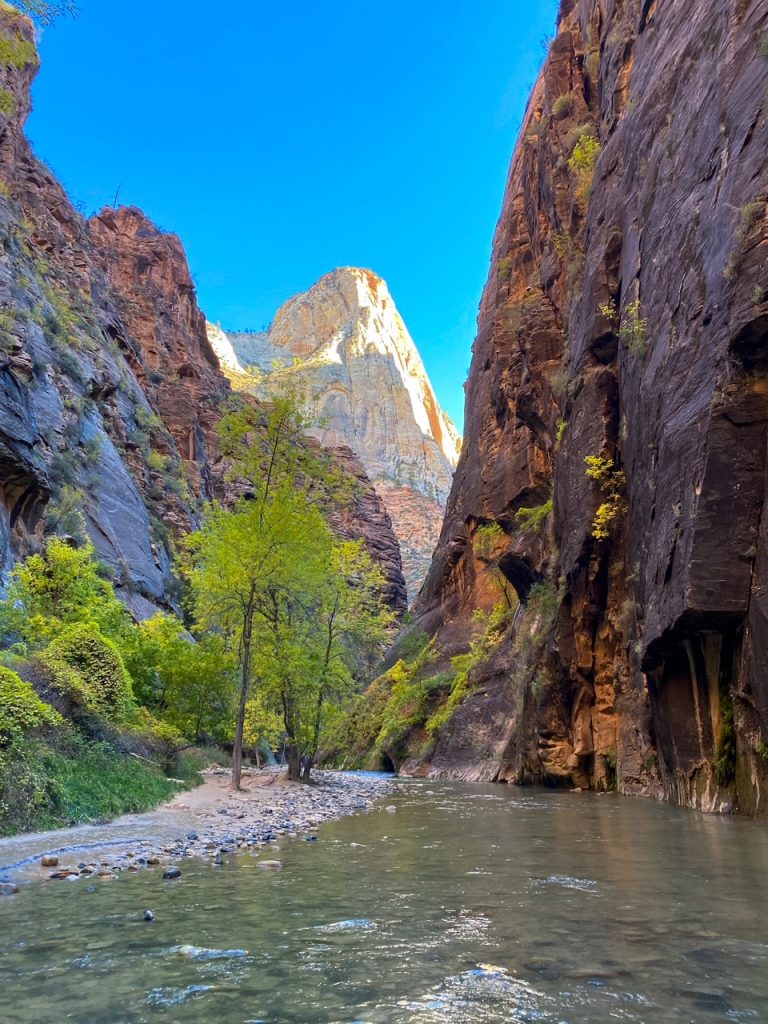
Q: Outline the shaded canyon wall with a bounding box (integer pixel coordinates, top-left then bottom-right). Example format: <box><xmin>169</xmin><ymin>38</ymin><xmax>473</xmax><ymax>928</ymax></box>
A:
<box><xmin>411</xmin><ymin>0</ymin><xmax>768</xmax><ymax>814</ymax></box>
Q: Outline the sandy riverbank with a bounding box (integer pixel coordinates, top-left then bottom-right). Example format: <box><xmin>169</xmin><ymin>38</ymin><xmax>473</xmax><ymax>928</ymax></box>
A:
<box><xmin>0</xmin><ymin>768</ymin><xmax>397</xmax><ymax>889</ymax></box>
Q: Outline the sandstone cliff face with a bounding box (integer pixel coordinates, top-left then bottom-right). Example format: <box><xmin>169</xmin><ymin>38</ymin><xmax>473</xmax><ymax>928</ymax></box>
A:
<box><xmin>412</xmin><ymin>0</ymin><xmax>768</xmax><ymax>815</ymax></box>
<box><xmin>0</xmin><ymin>8</ymin><xmax>404</xmax><ymax>616</ymax></box>
<box><xmin>208</xmin><ymin>268</ymin><xmax>460</xmax><ymax>599</ymax></box>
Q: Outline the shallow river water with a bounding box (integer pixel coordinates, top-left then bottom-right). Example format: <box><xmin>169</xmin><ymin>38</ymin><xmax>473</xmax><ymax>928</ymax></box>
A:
<box><xmin>2</xmin><ymin>780</ymin><xmax>768</xmax><ymax>1024</ymax></box>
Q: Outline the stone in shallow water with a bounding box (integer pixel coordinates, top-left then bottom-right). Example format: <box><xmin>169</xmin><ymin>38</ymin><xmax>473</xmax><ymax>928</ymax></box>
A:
<box><xmin>40</xmin><ymin>855</ymin><xmax>58</xmax><ymax>868</ymax></box>
<box><xmin>162</xmin><ymin>868</ymin><xmax>182</xmax><ymax>880</ymax></box>
<box><xmin>0</xmin><ymin>882</ymin><xmax>19</xmax><ymax>896</ymax></box>
<box><xmin>256</xmin><ymin>860</ymin><xmax>282</xmax><ymax>870</ymax></box>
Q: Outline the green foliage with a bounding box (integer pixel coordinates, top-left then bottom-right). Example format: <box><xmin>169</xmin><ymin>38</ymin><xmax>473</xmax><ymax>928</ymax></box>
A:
<box><xmin>46</xmin><ymin>622</ymin><xmax>135</xmax><ymax>724</ymax></box>
<box><xmin>185</xmin><ymin>388</ymin><xmax>394</xmax><ymax>782</ymax></box>
<box><xmin>620</xmin><ymin>299</ymin><xmax>648</xmax><ymax>356</ymax></box>
<box><xmin>509</xmin><ymin>581</ymin><xmax>561</xmax><ymax>696</ymax></box>
<box><xmin>122</xmin><ymin>614</ymin><xmax>236</xmax><ymax>741</ymax></box>
<box><xmin>45</xmin><ymin>484</ymin><xmax>87</xmax><ymax>543</ymax></box>
<box><xmin>497</xmin><ymin>255</ymin><xmax>514</xmax><ymax>277</ymax></box>
<box><xmin>555</xmin><ymin>418</ymin><xmax>567</xmax><ymax>445</ymax></box>
<box><xmin>584</xmin><ymin>454</ymin><xmax>614</xmax><ymax>484</ymax></box>
<box><xmin>568</xmin><ymin>132</ymin><xmax>601</xmax><ymax>213</ymax></box>
<box><xmin>601</xmin><ymin>298</ymin><xmax>648</xmax><ymax>356</ymax></box>
<box><xmin>514</xmin><ymin>496</ymin><xmax>553</xmax><ymax>534</ymax></box>
<box><xmin>553</xmin><ymin>93</ymin><xmax>575</xmax><ymax>120</ymax></box>
<box><xmin>585</xmin><ymin>455</ymin><xmax>626</xmax><ymax>541</ymax></box>
<box><xmin>426</xmin><ymin>602</ymin><xmax>512</xmax><ymax>735</ymax></box>
<box><xmin>760</xmin><ymin>33</ymin><xmax>768</xmax><ymax>58</ymax></box>
<box><xmin>714</xmin><ymin>697</ymin><xmax>736</xmax><ymax>786</ymax></box>
<box><xmin>396</xmin><ymin>629</ymin><xmax>431</xmax><ymax>664</ymax></box>
<box><xmin>0</xmin><ymin>539</ymin><xmax>131</xmax><ymax>648</ymax></box>
<box><xmin>0</xmin><ymin>87</ymin><xmax>14</xmax><ymax>114</ymax></box>
<box><xmin>0</xmin><ymin>730</ymin><xmax>188</xmax><ymax>836</ymax></box>
<box><xmin>0</xmin><ymin>29</ymin><xmax>37</xmax><ymax>68</ymax></box>
<box><xmin>0</xmin><ymin>666</ymin><xmax>61</xmax><ymax>739</ymax></box>
<box><xmin>725</xmin><ymin>201</ymin><xmax>767</xmax><ymax>280</ymax></box>
<box><xmin>474</xmin><ymin>522</ymin><xmax>505</xmax><ymax>560</ymax></box>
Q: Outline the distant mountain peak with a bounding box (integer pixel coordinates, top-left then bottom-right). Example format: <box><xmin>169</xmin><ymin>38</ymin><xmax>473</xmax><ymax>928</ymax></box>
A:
<box><xmin>207</xmin><ymin>268</ymin><xmax>461</xmax><ymax>599</ymax></box>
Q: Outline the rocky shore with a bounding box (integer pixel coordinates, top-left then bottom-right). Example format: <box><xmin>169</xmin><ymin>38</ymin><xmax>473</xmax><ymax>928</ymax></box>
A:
<box><xmin>0</xmin><ymin>768</ymin><xmax>397</xmax><ymax>891</ymax></box>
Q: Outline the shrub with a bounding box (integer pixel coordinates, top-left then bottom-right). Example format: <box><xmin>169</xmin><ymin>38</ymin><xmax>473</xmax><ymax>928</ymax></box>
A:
<box><xmin>28</xmin><ymin>650</ymin><xmax>99</xmax><ymax>724</ymax></box>
<box><xmin>725</xmin><ymin>201</ymin><xmax>766</xmax><ymax>279</ymax></box>
<box><xmin>426</xmin><ymin>602</ymin><xmax>512</xmax><ymax>735</ymax></box>
<box><xmin>568</xmin><ymin>133</ymin><xmax>601</xmax><ymax>213</ymax></box>
<box><xmin>0</xmin><ymin>666</ymin><xmax>61</xmax><ymax>738</ymax></box>
<box><xmin>0</xmin><ymin>87</ymin><xmax>14</xmax><ymax>115</ymax></box>
<box><xmin>553</xmin><ymin>94</ymin><xmax>575</xmax><ymax>120</ymax></box>
<box><xmin>46</xmin><ymin>622</ymin><xmax>136</xmax><ymax>723</ymax></box>
<box><xmin>0</xmin><ymin>32</ymin><xmax>38</xmax><ymax>69</ymax></box>
<box><xmin>497</xmin><ymin>255</ymin><xmax>514</xmax><ymax>277</ymax></box>
<box><xmin>585</xmin><ymin>455</ymin><xmax>626</xmax><ymax>541</ymax></box>
<box><xmin>714</xmin><ymin>697</ymin><xmax>736</xmax><ymax>786</ymax></box>
<box><xmin>0</xmin><ymin>538</ymin><xmax>130</xmax><ymax>647</ymax></box>
<box><xmin>514</xmin><ymin>496</ymin><xmax>553</xmax><ymax>534</ymax></box>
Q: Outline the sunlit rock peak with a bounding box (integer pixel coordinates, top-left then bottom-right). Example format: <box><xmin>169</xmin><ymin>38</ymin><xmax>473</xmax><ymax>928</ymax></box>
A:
<box><xmin>207</xmin><ymin>267</ymin><xmax>462</xmax><ymax>600</ymax></box>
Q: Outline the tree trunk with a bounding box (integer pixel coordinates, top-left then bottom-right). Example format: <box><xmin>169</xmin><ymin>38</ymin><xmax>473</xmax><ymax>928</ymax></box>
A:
<box><xmin>232</xmin><ymin>606</ymin><xmax>254</xmax><ymax>790</ymax></box>
<box><xmin>286</xmin><ymin>743</ymin><xmax>301</xmax><ymax>782</ymax></box>
<box><xmin>301</xmin><ymin>754</ymin><xmax>314</xmax><ymax>782</ymax></box>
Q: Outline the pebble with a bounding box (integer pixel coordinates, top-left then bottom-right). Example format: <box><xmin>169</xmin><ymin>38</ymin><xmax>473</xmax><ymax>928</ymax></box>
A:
<box><xmin>0</xmin><ymin>882</ymin><xmax>19</xmax><ymax>896</ymax></box>
<box><xmin>15</xmin><ymin>770</ymin><xmax>395</xmax><ymax>889</ymax></box>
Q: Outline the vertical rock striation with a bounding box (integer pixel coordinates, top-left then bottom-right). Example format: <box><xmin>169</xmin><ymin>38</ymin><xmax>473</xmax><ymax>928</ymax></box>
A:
<box><xmin>208</xmin><ymin>267</ymin><xmax>461</xmax><ymax>599</ymax></box>
<box><xmin>413</xmin><ymin>0</ymin><xmax>768</xmax><ymax>814</ymax></box>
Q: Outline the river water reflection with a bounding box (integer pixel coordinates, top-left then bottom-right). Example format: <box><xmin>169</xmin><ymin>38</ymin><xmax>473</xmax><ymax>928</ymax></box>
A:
<box><xmin>2</xmin><ymin>780</ymin><xmax>768</xmax><ymax>1023</ymax></box>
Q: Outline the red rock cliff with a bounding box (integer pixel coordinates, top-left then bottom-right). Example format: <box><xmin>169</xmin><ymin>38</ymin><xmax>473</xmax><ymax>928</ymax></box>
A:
<box><xmin>413</xmin><ymin>0</ymin><xmax>768</xmax><ymax>814</ymax></box>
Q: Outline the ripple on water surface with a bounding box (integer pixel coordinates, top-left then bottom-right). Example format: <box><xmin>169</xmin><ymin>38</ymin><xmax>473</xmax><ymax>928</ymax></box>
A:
<box><xmin>2</xmin><ymin>781</ymin><xmax>768</xmax><ymax>1023</ymax></box>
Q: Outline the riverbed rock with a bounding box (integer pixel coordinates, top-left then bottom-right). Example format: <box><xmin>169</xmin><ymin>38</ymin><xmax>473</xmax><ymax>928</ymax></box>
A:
<box><xmin>162</xmin><ymin>868</ymin><xmax>182</xmax><ymax>880</ymax></box>
<box><xmin>256</xmin><ymin>860</ymin><xmax>283</xmax><ymax>870</ymax></box>
<box><xmin>143</xmin><ymin>910</ymin><xmax>156</xmax><ymax>922</ymax></box>
<box><xmin>40</xmin><ymin>855</ymin><xmax>59</xmax><ymax>868</ymax></box>
<box><xmin>0</xmin><ymin>882</ymin><xmax>19</xmax><ymax>896</ymax></box>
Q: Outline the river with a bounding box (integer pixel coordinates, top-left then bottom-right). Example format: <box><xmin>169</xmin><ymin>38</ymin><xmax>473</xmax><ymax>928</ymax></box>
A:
<box><xmin>1</xmin><ymin>779</ymin><xmax>768</xmax><ymax>1023</ymax></box>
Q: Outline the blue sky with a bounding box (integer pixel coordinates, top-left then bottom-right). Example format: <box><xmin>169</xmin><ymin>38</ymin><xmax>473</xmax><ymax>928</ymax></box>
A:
<box><xmin>28</xmin><ymin>0</ymin><xmax>559</xmax><ymax>432</ymax></box>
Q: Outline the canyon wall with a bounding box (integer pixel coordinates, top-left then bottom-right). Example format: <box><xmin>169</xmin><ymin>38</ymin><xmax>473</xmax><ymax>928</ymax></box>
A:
<box><xmin>0</xmin><ymin>7</ymin><xmax>405</xmax><ymax>615</ymax></box>
<box><xmin>410</xmin><ymin>0</ymin><xmax>768</xmax><ymax>814</ymax></box>
<box><xmin>208</xmin><ymin>267</ymin><xmax>460</xmax><ymax>599</ymax></box>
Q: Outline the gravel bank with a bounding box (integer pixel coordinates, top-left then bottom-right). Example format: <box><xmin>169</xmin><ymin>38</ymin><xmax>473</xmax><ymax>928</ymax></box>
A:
<box><xmin>0</xmin><ymin>768</ymin><xmax>397</xmax><ymax>888</ymax></box>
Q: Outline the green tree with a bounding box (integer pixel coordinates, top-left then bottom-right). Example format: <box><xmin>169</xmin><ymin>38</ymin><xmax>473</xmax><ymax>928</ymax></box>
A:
<box><xmin>185</xmin><ymin>390</ymin><xmax>391</xmax><ymax>785</ymax></box>
<box><xmin>0</xmin><ymin>539</ymin><xmax>130</xmax><ymax>649</ymax></box>
<box><xmin>123</xmin><ymin>614</ymin><xmax>236</xmax><ymax>741</ymax></box>
<box><xmin>183</xmin><ymin>482</ymin><xmax>327</xmax><ymax>787</ymax></box>
<box><xmin>298</xmin><ymin>540</ymin><xmax>395</xmax><ymax>779</ymax></box>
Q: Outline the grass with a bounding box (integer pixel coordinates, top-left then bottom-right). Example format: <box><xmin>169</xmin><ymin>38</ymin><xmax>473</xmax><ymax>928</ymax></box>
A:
<box><xmin>0</xmin><ymin>730</ymin><xmax>212</xmax><ymax>836</ymax></box>
<box><xmin>40</xmin><ymin>738</ymin><xmax>182</xmax><ymax>824</ymax></box>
